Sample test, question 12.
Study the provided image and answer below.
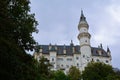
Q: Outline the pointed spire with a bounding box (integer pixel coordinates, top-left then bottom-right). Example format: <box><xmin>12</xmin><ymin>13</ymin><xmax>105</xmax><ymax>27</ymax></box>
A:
<box><xmin>80</xmin><ymin>10</ymin><xmax>86</xmax><ymax>22</ymax></box>
<box><xmin>70</xmin><ymin>40</ymin><xmax>74</xmax><ymax>46</ymax></box>
<box><xmin>78</xmin><ymin>10</ymin><xmax>89</xmax><ymax>30</ymax></box>
<box><xmin>64</xmin><ymin>44</ymin><xmax>66</xmax><ymax>49</ymax></box>
<box><xmin>107</xmin><ymin>46</ymin><xmax>110</xmax><ymax>52</ymax></box>
<box><xmin>100</xmin><ymin>43</ymin><xmax>103</xmax><ymax>49</ymax></box>
<box><xmin>81</xmin><ymin>10</ymin><xmax>84</xmax><ymax>17</ymax></box>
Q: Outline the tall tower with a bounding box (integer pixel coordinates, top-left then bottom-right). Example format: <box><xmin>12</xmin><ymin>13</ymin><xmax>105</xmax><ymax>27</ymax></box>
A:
<box><xmin>78</xmin><ymin>10</ymin><xmax>91</xmax><ymax>71</ymax></box>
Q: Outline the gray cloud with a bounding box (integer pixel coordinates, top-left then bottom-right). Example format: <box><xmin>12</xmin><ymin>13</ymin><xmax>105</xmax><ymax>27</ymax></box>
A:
<box><xmin>31</xmin><ymin>0</ymin><xmax>120</xmax><ymax>68</ymax></box>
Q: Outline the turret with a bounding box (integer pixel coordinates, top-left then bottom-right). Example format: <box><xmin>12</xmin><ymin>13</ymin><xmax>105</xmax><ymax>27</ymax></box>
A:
<box><xmin>78</xmin><ymin>10</ymin><xmax>91</xmax><ymax>71</ymax></box>
<box><xmin>107</xmin><ymin>47</ymin><xmax>111</xmax><ymax>59</ymax></box>
<box><xmin>78</xmin><ymin>10</ymin><xmax>91</xmax><ymax>47</ymax></box>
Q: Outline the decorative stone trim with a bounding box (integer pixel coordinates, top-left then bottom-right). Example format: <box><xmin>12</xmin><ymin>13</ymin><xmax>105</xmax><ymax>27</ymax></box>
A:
<box><xmin>80</xmin><ymin>44</ymin><xmax>91</xmax><ymax>47</ymax></box>
<box><xmin>78</xmin><ymin>23</ymin><xmax>89</xmax><ymax>30</ymax></box>
<box><xmin>78</xmin><ymin>32</ymin><xmax>91</xmax><ymax>40</ymax></box>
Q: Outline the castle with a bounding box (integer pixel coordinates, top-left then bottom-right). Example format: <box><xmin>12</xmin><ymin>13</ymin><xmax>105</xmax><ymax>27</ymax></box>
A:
<box><xmin>33</xmin><ymin>10</ymin><xmax>112</xmax><ymax>73</ymax></box>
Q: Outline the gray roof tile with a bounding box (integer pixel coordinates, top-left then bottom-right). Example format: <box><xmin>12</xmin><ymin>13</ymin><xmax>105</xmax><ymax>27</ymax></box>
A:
<box><xmin>35</xmin><ymin>45</ymin><xmax>109</xmax><ymax>57</ymax></box>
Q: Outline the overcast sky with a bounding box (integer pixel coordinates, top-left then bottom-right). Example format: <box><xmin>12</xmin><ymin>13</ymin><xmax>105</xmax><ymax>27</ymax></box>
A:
<box><xmin>30</xmin><ymin>0</ymin><xmax>120</xmax><ymax>68</ymax></box>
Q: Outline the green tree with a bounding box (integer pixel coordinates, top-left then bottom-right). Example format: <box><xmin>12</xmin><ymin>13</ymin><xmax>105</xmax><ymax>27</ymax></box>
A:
<box><xmin>68</xmin><ymin>66</ymin><xmax>81</xmax><ymax>80</ymax></box>
<box><xmin>38</xmin><ymin>56</ymin><xmax>52</xmax><ymax>79</ymax></box>
<box><xmin>82</xmin><ymin>62</ymin><xmax>116</xmax><ymax>80</ymax></box>
<box><xmin>0</xmin><ymin>0</ymin><xmax>38</xmax><ymax>52</ymax></box>
<box><xmin>105</xmin><ymin>74</ymin><xmax>120</xmax><ymax>80</ymax></box>
<box><xmin>0</xmin><ymin>0</ymin><xmax>38</xmax><ymax>80</ymax></box>
<box><xmin>54</xmin><ymin>70</ymin><xmax>69</xmax><ymax>80</ymax></box>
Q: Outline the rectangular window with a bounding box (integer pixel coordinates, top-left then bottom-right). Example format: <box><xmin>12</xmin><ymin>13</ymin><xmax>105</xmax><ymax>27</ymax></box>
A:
<box><xmin>52</xmin><ymin>58</ymin><xmax>54</xmax><ymax>61</ymax></box>
<box><xmin>77</xmin><ymin>63</ymin><xmax>79</xmax><ymax>67</ymax></box>
<box><xmin>57</xmin><ymin>58</ymin><xmax>63</xmax><ymax>61</ymax></box>
<box><xmin>67</xmin><ymin>58</ymin><xmax>72</xmax><ymax>61</ymax></box>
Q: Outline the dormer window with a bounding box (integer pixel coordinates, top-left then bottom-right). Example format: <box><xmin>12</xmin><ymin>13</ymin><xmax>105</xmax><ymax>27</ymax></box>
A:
<box><xmin>96</xmin><ymin>50</ymin><xmax>98</xmax><ymax>54</ymax></box>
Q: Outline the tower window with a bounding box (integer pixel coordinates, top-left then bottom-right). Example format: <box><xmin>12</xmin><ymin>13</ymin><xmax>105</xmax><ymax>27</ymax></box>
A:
<box><xmin>106</xmin><ymin>60</ymin><xmax>109</xmax><ymax>63</ymax></box>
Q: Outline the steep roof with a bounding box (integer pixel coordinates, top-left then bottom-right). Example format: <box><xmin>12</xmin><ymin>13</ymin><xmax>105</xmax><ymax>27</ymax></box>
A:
<box><xmin>35</xmin><ymin>45</ymin><xmax>110</xmax><ymax>57</ymax></box>
<box><xmin>91</xmin><ymin>47</ymin><xmax>109</xmax><ymax>57</ymax></box>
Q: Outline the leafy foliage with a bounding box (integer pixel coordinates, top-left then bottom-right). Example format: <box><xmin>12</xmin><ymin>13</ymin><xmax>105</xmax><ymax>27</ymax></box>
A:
<box><xmin>53</xmin><ymin>70</ymin><xmax>69</xmax><ymax>80</ymax></box>
<box><xmin>0</xmin><ymin>0</ymin><xmax>38</xmax><ymax>80</ymax></box>
<box><xmin>68</xmin><ymin>66</ymin><xmax>81</xmax><ymax>80</ymax></box>
<box><xmin>82</xmin><ymin>62</ymin><xmax>120</xmax><ymax>80</ymax></box>
<box><xmin>0</xmin><ymin>0</ymin><xmax>38</xmax><ymax>51</ymax></box>
<box><xmin>37</xmin><ymin>56</ymin><xmax>52</xmax><ymax>79</ymax></box>
<box><xmin>0</xmin><ymin>38</ymin><xmax>40</xmax><ymax>80</ymax></box>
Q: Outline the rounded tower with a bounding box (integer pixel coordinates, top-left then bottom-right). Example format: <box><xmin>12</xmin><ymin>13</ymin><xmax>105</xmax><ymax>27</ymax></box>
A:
<box><xmin>78</xmin><ymin>10</ymin><xmax>91</xmax><ymax>71</ymax></box>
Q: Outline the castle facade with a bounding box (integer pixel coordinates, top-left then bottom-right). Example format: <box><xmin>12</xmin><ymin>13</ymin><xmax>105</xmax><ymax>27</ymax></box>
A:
<box><xmin>34</xmin><ymin>11</ymin><xmax>111</xmax><ymax>73</ymax></box>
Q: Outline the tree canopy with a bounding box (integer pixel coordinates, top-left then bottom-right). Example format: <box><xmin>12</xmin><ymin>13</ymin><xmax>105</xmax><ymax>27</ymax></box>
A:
<box><xmin>68</xmin><ymin>66</ymin><xmax>81</xmax><ymax>80</ymax></box>
<box><xmin>53</xmin><ymin>70</ymin><xmax>69</xmax><ymax>80</ymax></box>
<box><xmin>82</xmin><ymin>62</ymin><xmax>120</xmax><ymax>80</ymax></box>
<box><xmin>0</xmin><ymin>0</ymin><xmax>38</xmax><ymax>52</ymax></box>
<box><xmin>0</xmin><ymin>0</ymin><xmax>38</xmax><ymax>80</ymax></box>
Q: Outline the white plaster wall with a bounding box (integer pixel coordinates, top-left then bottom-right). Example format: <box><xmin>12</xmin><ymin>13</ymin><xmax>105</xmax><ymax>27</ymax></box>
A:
<box><xmin>80</xmin><ymin>37</ymin><xmax>90</xmax><ymax>46</ymax></box>
<box><xmin>57</xmin><ymin>56</ymin><xmax>74</xmax><ymax>68</ymax></box>
<box><xmin>35</xmin><ymin>52</ymin><xmax>111</xmax><ymax>73</ymax></box>
<box><xmin>50</xmin><ymin>52</ymin><xmax>57</xmax><ymax>70</ymax></box>
<box><xmin>73</xmin><ymin>54</ymin><xmax>81</xmax><ymax>68</ymax></box>
<box><xmin>80</xmin><ymin>55</ymin><xmax>91</xmax><ymax>71</ymax></box>
<box><xmin>92</xmin><ymin>56</ymin><xmax>111</xmax><ymax>65</ymax></box>
<box><xmin>42</xmin><ymin>54</ymin><xmax>50</xmax><ymax>60</ymax></box>
<box><xmin>80</xmin><ymin>46</ymin><xmax>91</xmax><ymax>71</ymax></box>
<box><xmin>81</xmin><ymin>46</ymin><xmax>91</xmax><ymax>57</ymax></box>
